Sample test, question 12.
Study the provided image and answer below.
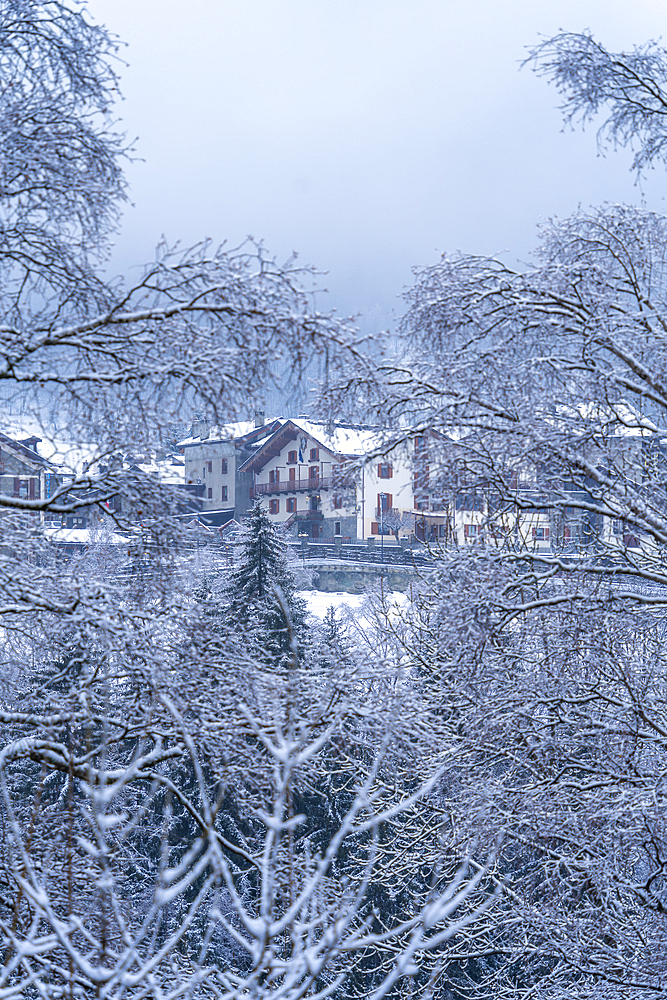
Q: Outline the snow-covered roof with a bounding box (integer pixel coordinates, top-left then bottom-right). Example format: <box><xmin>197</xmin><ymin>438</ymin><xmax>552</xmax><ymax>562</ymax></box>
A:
<box><xmin>552</xmin><ymin>400</ymin><xmax>660</xmax><ymax>438</ymax></box>
<box><xmin>125</xmin><ymin>455</ymin><xmax>185</xmax><ymax>485</ymax></box>
<box><xmin>238</xmin><ymin>418</ymin><xmax>390</xmax><ymax>475</ymax></box>
<box><xmin>177</xmin><ymin>419</ymin><xmax>276</xmax><ymax>447</ymax></box>
<box><xmin>1</xmin><ymin>417</ymin><xmax>100</xmax><ymax>473</ymax></box>
<box><xmin>292</xmin><ymin>420</ymin><xmax>385</xmax><ymax>457</ymax></box>
<box><xmin>42</xmin><ymin>527</ymin><xmax>130</xmax><ymax>546</ymax></box>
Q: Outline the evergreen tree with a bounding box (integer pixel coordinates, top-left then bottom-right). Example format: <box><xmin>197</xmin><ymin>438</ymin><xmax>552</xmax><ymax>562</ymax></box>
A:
<box><xmin>224</xmin><ymin>499</ymin><xmax>308</xmax><ymax>666</ymax></box>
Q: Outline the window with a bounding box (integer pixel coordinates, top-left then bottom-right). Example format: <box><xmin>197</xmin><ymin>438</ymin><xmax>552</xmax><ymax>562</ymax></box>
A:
<box><xmin>269</xmin><ymin>499</ymin><xmax>279</xmax><ymax>514</ymax></box>
<box><xmin>286</xmin><ymin>497</ymin><xmax>296</xmax><ymax>513</ymax></box>
<box><xmin>464</xmin><ymin>523</ymin><xmax>480</xmax><ymax>538</ymax></box>
<box><xmin>289</xmin><ymin>467</ymin><xmax>296</xmax><ymax>481</ymax></box>
<box><xmin>309</xmin><ymin>448</ymin><xmax>319</xmax><ymax>461</ymax></box>
<box><xmin>221</xmin><ymin>459</ymin><xmax>228</xmax><ymax>474</ymax></box>
<box><xmin>287</xmin><ymin>450</ymin><xmax>297</xmax><ymax>464</ymax></box>
<box><xmin>333</xmin><ymin>495</ymin><xmax>343</xmax><ymax>509</ymax></box>
<box><xmin>202</xmin><ymin>467</ymin><xmax>206</xmax><ymax>479</ymax></box>
<box><xmin>377</xmin><ymin>493</ymin><xmax>393</xmax><ymax>513</ymax></box>
<box><xmin>309</xmin><ymin>466</ymin><xmax>319</xmax><ymax>480</ymax></box>
<box><xmin>532</xmin><ymin>527</ymin><xmax>550</xmax><ymax>540</ymax></box>
<box><xmin>413</xmin><ymin>465</ymin><xmax>430</xmax><ymax>490</ymax></box>
<box><xmin>269</xmin><ymin>470</ymin><xmax>275</xmax><ymax>484</ymax></box>
<box><xmin>207</xmin><ymin>487</ymin><xmax>212</xmax><ymax>499</ymax></box>
<box><xmin>207</xmin><ymin>461</ymin><xmax>212</xmax><ymax>473</ymax></box>
<box><xmin>377</xmin><ymin>462</ymin><xmax>393</xmax><ymax>479</ymax></box>
<box><xmin>221</xmin><ymin>486</ymin><xmax>228</xmax><ymax>501</ymax></box>
<box><xmin>334</xmin><ymin>521</ymin><xmax>341</xmax><ymax>535</ymax></box>
<box><xmin>371</xmin><ymin>522</ymin><xmax>379</xmax><ymax>535</ymax></box>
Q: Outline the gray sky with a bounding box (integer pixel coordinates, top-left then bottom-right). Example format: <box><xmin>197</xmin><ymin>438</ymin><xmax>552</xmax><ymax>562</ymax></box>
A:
<box><xmin>88</xmin><ymin>0</ymin><xmax>667</xmax><ymax>333</ymax></box>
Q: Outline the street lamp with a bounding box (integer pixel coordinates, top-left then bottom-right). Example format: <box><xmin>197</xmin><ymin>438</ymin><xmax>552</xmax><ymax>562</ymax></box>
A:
<box><xmin>379</xmin><ymin>492</ymin><xmax>386</xmax><ymax>565</ymax></box>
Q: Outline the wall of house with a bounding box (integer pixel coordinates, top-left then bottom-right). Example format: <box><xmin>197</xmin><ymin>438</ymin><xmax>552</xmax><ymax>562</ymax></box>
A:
<box><xmin>252</xmin><ymin>436</ymin><xmax>417</xmax><ymax>542</ymax></box>
<box><xmin>183</xmin><ymin>438</ymin><xmax>237</xmax><ymax>513</ymax></box>
<box><xmin>359</xmin><ymin>453</ymin><xmax>413</xmax><ymax>541</ymax></box>
<box><xmin>251</xmin><ymin>435</ymin><xmax>354</xmax><ymax>539</ymax></box>
<box><xmin>0</xmin><ymin>445</ymin><xmax>44</xmax><ymax>501</ymax></box>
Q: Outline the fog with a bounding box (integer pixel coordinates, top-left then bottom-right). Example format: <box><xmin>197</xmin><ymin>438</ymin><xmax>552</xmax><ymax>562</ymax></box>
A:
<box><xmin>89</xmin><ymin>0</ymin><xmax>667</xmax><ymax>333</ymax></box>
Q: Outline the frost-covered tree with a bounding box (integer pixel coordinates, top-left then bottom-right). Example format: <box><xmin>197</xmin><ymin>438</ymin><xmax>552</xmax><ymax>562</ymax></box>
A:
<box><xmin>526</xmin><ymin>32</ymin><xmax>667</xmax><ymax>175</ymax></box>
<box><xmin>327</xmin><ymin>39</ymin><xmax>667</xmax><ymax>984</ymax></box>
<box><xmin>0</xmin><ymin>5</ymin><xmax>497</xmax><ymax>1000</ymax></box>
<box><xmin>329</xmin><ymin>196</ymin><xmax>667</xmax><ymax>994</ymax></box>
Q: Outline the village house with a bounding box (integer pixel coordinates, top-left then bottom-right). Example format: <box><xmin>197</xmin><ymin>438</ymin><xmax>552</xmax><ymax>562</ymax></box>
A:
<box><xmin>239</xmin><ymin>418</ymin><xmax>416</xmax><ymax>542</ymax></box>
<box><xmin>0</xmin><ymin>432</ymin><xmax>60</xmax><ymax>518</ymax></box>
<box><xmin>178</xmin><ymin>413</ymin><xmax>284</xmax><ymax>524</ymax></box>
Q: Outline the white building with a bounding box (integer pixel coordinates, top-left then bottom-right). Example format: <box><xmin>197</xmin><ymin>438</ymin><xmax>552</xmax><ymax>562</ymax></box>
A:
<box><xmin>239</xmin><ymin>419</ymin><xmax>416</xmax><ymax>542</ymax></box>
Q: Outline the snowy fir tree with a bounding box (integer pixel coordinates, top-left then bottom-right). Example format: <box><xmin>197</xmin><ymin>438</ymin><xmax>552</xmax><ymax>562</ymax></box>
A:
<box><xmin>223</xmin><ymin>499</ymin><xmax>308</xmax><ymax>666</ymax></box>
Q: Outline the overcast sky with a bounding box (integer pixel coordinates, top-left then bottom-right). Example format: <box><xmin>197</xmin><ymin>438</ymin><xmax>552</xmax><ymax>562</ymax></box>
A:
<box><xmin>88</xmin><ymin>0</ymin><xmax>667</xmax><ymax>334</ymax></box>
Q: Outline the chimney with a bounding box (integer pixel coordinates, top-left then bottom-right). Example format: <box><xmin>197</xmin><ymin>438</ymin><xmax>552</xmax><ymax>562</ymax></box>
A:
<box><xmin>254</xmin><ymin>410</ymin><xmax>265</xmax><ymax>428</ymax></box>
<box><xmin>190</xmin><ymin>419</ymin><xmax>209</xmax><ymax>440</ymax></box>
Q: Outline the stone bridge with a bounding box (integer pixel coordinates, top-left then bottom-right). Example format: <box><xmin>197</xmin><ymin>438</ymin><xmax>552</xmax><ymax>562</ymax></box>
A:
<box><xmin>290</xmin><ymin>541</ymin><xmax>433</xmax><ymax>594</ymax></box>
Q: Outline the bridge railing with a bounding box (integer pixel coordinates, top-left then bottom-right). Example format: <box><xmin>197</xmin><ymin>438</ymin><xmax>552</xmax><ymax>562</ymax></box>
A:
<box><xmin>287</xmin><ymin>541</ymin><xmax>432</xmax><ymax>567</ymax></box>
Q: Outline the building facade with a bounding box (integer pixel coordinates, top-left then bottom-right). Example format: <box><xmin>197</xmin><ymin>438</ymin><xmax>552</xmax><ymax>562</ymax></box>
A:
<box><xmin>240</xmin><ymin>419</ymin><xmax>415</xmax><ymax>542</ymax></box>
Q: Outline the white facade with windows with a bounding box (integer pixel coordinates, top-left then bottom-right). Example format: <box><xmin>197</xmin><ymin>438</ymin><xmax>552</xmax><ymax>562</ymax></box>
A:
<box><xmin>240</xmin><ymin>420</ymin><xmax>415</xmax><ymax>542</ymax></box>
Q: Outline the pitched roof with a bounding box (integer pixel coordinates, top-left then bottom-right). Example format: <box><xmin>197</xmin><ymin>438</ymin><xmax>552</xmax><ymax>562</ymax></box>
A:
<box><xmin>238</xmin><ymin>419</ymin><xmax>385</xmax><ymax>475</ymax></box>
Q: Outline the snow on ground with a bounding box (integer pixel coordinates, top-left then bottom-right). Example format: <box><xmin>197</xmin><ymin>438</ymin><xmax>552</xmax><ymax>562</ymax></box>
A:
<box><xmin>300</xmin><ymin>590</ymin><xmax>407</xmax><ymax>620</ymax></box>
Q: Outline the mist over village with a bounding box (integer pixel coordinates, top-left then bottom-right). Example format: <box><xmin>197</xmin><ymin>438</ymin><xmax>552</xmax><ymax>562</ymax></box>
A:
<box><xmin>3</xmin><ymin>2</ymin><xmax>667</xmax><ymax>998</ymax></box>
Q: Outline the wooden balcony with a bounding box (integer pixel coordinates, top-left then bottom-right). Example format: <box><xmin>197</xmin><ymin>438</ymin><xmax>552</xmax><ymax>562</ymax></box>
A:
<box><xmin>251</xmin><ymin>474</ymin><xmax>354</xmax><ymax>497</ymax></box>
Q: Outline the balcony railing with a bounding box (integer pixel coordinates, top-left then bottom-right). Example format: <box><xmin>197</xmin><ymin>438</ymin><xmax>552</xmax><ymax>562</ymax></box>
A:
<box><xmin>284</xmin><ymin>509</ymin><xmax>325</xmax><ymax>529</ymax></box>
<box><xmin>251</xmin><ymin>474</ymin><xmax>354</xmax><ymax>497</ymax></box>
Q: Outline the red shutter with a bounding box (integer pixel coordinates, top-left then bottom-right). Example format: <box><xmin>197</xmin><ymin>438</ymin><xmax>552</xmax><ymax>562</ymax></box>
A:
<box><xmin>371</xmin><ymin>522</ymin><xmax>379</xmax><ymax>535</ymax></box>
<box><xmin>13</xmin><ymin>477</ymin><xmax>19</xmax><ymax>497</ymax></box>
<box><xmin>386</xmin><ymin>493</ymin><xmax>393</xmax><ymax>508</ymax></box>
<box><xmin>29</xmin><ymin>479</ymin><xmax>35</xmax><ymax>499</ymax></box>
